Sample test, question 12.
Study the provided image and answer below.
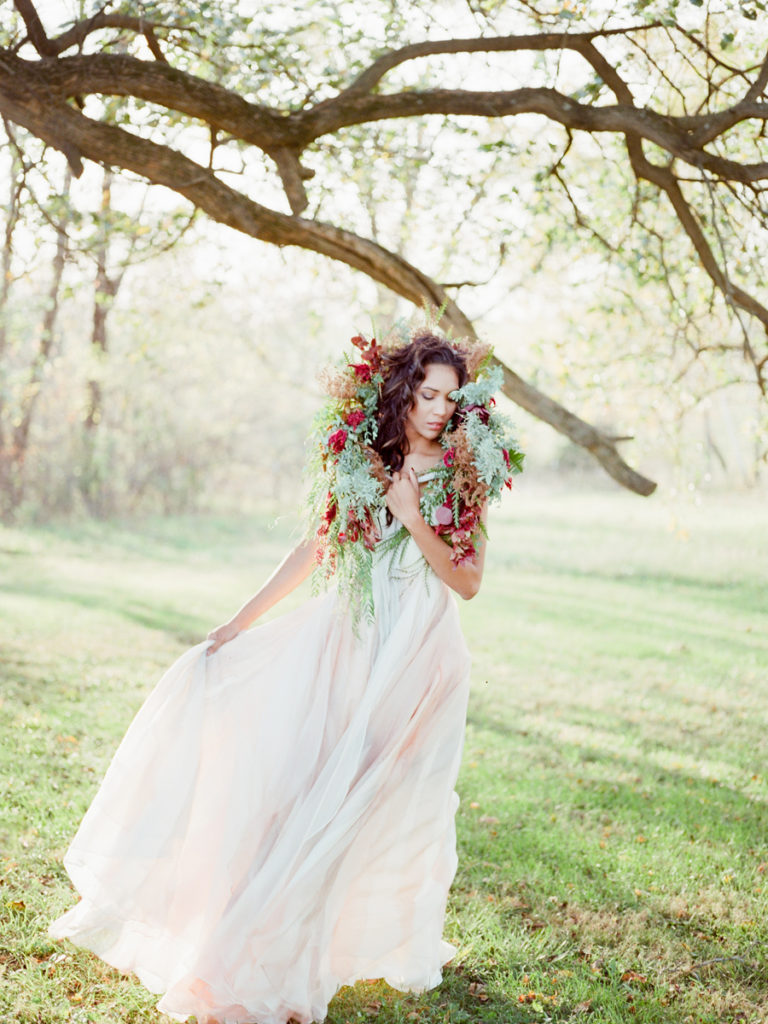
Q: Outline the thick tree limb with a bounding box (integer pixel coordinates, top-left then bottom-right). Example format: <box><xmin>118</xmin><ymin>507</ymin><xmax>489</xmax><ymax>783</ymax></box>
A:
<box><xmin>495</xmin><ymin>363</ymin><xmax>656</xmax><ymax>495</ymax></box>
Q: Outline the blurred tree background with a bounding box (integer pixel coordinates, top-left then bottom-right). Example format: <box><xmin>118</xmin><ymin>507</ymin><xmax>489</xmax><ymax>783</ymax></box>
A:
<box><xmin>1</xmin><ymin>0</ymin><xmax>767</xmax><ymax>523</ymax></box>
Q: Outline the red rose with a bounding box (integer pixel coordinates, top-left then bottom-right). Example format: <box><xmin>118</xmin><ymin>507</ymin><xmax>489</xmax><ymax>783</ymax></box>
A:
<box><xmin>351</xmin><ymin>363</ymin><xmax>372</xmax><ymax>382</ymax></box>
<box><xmin>327</xmin><ymin>428</ymin><xmax>347</xmax><ymax>453</ymax></box>
<box><xmin>346</xmin><ymin>409</ymin><xmax>366</xmax><ymax>429</ymax></box>
<box><xmin>443</xmin><ymin>447</ymin><xmax>455</xmax><ymax>467</ymax></box>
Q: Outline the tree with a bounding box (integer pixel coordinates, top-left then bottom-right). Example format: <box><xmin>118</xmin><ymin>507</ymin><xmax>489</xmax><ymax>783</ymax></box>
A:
<box><xmin>0</xmin><ymin>119</ymin><xmax>73</xmax><ymax>517</ymax></box>
<box><xmin>2</xmin><ymin>0</ymin><xmax>767</xmax><ymax>496</ymax></box>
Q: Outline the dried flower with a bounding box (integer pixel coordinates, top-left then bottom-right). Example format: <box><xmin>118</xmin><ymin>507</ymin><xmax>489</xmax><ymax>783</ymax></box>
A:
<box><xmin>319</xmin><ymin>367</ymin><xmax>358</xmax><ymax>401</ymax></box>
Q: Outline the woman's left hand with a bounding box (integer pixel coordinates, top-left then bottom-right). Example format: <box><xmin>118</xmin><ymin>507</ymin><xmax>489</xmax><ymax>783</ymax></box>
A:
<box><xmin>206</xmin><ymin>620</ymin><xmax>241</xmax><ymax>656</ymax></box>
<box><xmin>386</xmin><ymin>468</ymin><xmax>422</xmax><ymax>530</ymax></box>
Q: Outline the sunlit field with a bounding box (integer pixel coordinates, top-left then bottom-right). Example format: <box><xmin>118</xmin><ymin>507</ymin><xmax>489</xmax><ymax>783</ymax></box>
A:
<box><xmin>1</xmin><ymin>486</ymin><xmax>767</xmax><ymax>1024</ymax></box>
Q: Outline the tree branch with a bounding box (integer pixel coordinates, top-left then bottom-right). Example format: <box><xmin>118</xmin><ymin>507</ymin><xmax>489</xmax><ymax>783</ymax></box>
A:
<box><xmin>0</xmin><ymin>69</ymin><xmax>656</xmax><ymax>494</ymax></box>
<box><xmin>35</xmin><ymin>52</ymin><xmax>768</xmax><ymax>182</ymax></box>
<box><xmin>19</xmin><ymin>4</ymin><xmax>181</xmax><ymax>58</ymax></box>
<box><xmin>13</xmin><ymin>0</ymin><xmax>57</xmax><ymax>57</ymax></box>
<box><xmin>341</xmin><ymin>26</ymin><xmax>663</xmax><ymax>97</ymax></box>
<box><xmin>269</xmin><ymin>147</ymin><xmax>313</xmax><ymax>215</ymax></box>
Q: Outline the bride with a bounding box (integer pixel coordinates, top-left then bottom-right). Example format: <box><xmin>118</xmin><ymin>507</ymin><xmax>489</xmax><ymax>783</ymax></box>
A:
<box><xmin>49</xmin><ymin>327</ymin><xmax>522</xmax><ymax>1024</ymax></box>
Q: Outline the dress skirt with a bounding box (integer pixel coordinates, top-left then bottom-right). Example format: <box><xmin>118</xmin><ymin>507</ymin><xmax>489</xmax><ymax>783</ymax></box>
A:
<box><xmin>50</xmin><ymin>529</ymin><xmax>472</xmax><ymax>1023</ymax></box>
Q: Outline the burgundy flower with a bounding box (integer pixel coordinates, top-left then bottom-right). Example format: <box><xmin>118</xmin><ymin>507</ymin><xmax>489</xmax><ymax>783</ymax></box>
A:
<box><xmin>322</xmin><ymin>494</ymin><xmax>337</xmax><ymax>523</ymax></box>
<box><xmin>460</xmin><ymin>403</ymin><xmax>490</xmax><ymax>425</ymax></box>
<box><xmin>346</xmin><ymin>509</ymin><xmax>361</xmax><ymax>543</ymax></box>
<box><xmin>351</xmin><ymin>334</ymin><xmax>381</xmax><ymax>369</ymax></box>
<box><xmin>327</xmin><ymin>428</ymin><xmax>348</xmax><ymax>453</ymax></box>
<box><xmin>459</xmin><ymin>506</ymin><xmax>478</xmax><ymax>530</ymax></box>
<box><xmin>502</xmin><ymin>449</ymin><xmax>514</xmax><ymax>489</ymax></box>
<box><xmin>443</xmin><ymin>447</ymin><xmax>455</xmax><ymax>467</ymax></box>
<box><xmin>346</xmin><ymin>409</ymin><xmax>366</xmax><ymax>429</ymax></box>
<box><xmin>351</xmin><ymin>363</ymin><xmax>372</xmax><ymax>382</ymax></box>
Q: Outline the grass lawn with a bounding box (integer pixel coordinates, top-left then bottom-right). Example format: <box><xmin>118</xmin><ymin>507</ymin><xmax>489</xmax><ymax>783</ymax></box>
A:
<box><xmin>1</xmin><ymin>486</ymin><xmax>767</xmax><ymax>1024</ymax></box>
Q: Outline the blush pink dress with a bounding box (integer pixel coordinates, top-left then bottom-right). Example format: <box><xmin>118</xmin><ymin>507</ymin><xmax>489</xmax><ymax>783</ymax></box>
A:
<box><xmin>50</xmin><ymin>510</ymin><xmax>471</xmax><ymax>1024</ymax></box>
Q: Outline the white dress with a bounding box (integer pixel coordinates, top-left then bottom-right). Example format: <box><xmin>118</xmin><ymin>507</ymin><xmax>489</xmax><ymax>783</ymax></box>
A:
<box><xmin>49</xmin><ymin>510</ymin><xmax>472</xmax><ymax>1024</ymax></box>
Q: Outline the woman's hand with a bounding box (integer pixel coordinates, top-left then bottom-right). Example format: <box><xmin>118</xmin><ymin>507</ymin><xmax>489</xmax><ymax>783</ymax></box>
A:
<box><xmin>385</xmin><ymin>467</ymin><xmax>422</xmax><ymax>530</ymax></box>
<box><xmin>206</xmin><ymin>620</ymin><xmax>241</xmax><ymax>656</ymax></box>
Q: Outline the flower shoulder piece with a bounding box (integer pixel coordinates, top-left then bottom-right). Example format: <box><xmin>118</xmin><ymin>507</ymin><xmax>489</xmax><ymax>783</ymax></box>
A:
<box><xmin>305</xmin><ymin>329</ymin><xmax>524</xmax><ymax>619</ymax></box>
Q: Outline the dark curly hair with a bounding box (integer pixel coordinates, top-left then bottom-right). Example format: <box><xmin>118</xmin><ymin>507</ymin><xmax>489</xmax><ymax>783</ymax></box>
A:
<box><xmin>372</xmin><ymin>332</ymin><xmax>468</xmax><ymax>472</ymax></box>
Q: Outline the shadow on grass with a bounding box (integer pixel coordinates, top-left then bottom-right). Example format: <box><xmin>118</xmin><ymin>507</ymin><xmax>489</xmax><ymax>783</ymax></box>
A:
<box><xmin>1</xmin><ymin>577</ymin><xmax>205</xmax><ymax>647</ymax></box>
<box><xmin>326</xmin><ymin>967</ymin><xmax>543</xmax><ymax>1024</ymax></box>
<box><xmin>464</xmin><ymin>705</ymin><xmax>768</xmax><ymax>891</ymax></box>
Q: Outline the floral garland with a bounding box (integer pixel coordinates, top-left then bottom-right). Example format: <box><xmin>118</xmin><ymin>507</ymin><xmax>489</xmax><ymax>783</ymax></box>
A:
<box><xmin>305</xmin><ymin>328</ymin><xmax>524</xmax><ymax>617</ymax></box>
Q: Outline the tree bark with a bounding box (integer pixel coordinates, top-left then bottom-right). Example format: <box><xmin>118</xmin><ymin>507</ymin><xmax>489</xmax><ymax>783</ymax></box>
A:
<box><xmin>1</xmin><ymin>167</ymin><xmax>72</xmax><ymax>517</ymax></box>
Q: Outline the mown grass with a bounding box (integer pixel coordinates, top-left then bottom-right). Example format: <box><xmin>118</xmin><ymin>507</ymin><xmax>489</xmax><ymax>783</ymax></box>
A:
<box><xmin>1</xmin><ymin>487</ymin><xmax>767</xmax><ymax>1024</ymax></box>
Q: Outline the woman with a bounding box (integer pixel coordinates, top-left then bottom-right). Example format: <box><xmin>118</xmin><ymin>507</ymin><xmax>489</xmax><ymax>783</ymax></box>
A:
<box><xmin>50</xmin><ymin>328</ymin><xmax>522</xmax><ymax>1024</ymax></box>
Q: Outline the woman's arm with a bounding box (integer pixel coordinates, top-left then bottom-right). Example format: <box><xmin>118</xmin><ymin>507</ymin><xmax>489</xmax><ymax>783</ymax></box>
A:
<box><xmin>385</xmin><ymin>468</ymin><xmax>486</xmax><ymax>600</ymax></box>
<box><xmin>206</xmin><ymin>537</ymin><xmax>317</xmax><ymax>655</ymax></box>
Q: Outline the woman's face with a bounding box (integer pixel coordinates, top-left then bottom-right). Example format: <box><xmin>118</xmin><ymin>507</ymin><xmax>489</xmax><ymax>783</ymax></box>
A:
<box><xmin>405</xmin><ymin>362</ymin><xmax>460</xmax><ymax>445</ymax></box>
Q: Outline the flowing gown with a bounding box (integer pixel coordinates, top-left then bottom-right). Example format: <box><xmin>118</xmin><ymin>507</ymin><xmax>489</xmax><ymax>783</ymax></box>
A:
<box><xmin>49</xmin><ymin>508</ymin><xmax>472</xmax><ymax>1024</ymax></box>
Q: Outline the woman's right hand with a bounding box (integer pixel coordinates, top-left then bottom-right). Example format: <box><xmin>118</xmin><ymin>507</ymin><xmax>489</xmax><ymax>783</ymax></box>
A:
<box><xmin>206</xmin><ymin>620</ymin><xmax>241</xmax><ymax>656</ymax></box>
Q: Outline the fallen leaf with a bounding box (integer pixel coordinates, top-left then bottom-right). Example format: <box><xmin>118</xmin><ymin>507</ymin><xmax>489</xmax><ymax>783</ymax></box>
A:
<box><xmin>621</xmin><ymin>970</ymin><xmax>648</xmax><ymax>984</ymax></box>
